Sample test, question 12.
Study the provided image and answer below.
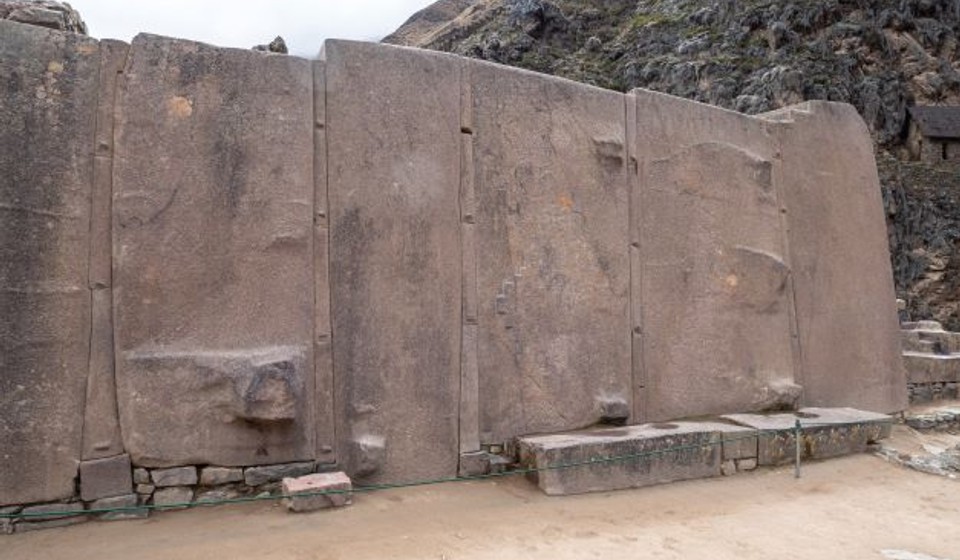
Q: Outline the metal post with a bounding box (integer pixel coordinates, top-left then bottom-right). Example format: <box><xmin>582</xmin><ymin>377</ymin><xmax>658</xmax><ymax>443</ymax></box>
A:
<box><xmin>794</xmin><ymin>418</ymin><xmax>802</xmax><ymax>479</ymax></box>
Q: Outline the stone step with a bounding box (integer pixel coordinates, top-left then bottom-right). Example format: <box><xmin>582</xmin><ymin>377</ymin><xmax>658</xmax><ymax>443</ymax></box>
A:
<box><xmin>517</xmin><ymin>422</ymin><xmax>757</xmax><ymax>496</ymax></box>
<box><xmin>901</xmin><ymin>324</ymin><xmax>960</xmax><ymax>355</ymax></box>
<box><xmin>517</xmin><ymin>408</ymin><xmax>891</xmax><ymax>496</ymax></box>
<box><xmin>903</xmin><ymin>352</ymin><xmax>960</xmax><ymax>384</ymax></box>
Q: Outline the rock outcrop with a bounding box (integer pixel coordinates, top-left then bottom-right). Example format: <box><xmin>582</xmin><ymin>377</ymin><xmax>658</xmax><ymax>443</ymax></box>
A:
<box><xmin>0</xmin><ymin>0</ymin><xmax>86</xmax><ymax>34</ymax></box>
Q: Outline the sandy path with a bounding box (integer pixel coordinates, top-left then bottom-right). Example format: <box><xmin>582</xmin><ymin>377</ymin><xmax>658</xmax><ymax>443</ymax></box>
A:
<box><xmin>3</xmin><ymin>444</ymin><xmax>958</xmax><ymax>560</ymax></box>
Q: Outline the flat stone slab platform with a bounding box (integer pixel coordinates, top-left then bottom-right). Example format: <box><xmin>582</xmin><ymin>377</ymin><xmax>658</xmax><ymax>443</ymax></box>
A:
<box><xmin>518</xmin><ymin>422</ymin><xmax>756</xmax><ymax>496</ymax></box>
<box><xmin>518</xmin><ymin>408</ymin><xmax>892</xmax><ymax>496</ymax></box>
<box><xmin>723</xmin><ymin>408</ymin><xmax>893</xmax><ymax>466</ymax></box>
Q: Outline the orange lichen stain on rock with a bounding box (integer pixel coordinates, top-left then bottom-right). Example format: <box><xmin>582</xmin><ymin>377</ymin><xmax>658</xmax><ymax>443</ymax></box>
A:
<box><xmin>558</xmin><ymin>194</ymin><xmax>574</xmax><ymax>211</ymax></box>
<box><xmin>77</xmin><ymin>43</ymin><xmax>98</xmax><ymax>55</ymax></box>
<box><xmin>167</xmin><ymin>96</ymin><xmax>193</xmax><ymax>118</ymax></box>
<box><xmin>725</xmin><ymin>274</ymin><xmax>739</xmax><ymax>288</ymax></box>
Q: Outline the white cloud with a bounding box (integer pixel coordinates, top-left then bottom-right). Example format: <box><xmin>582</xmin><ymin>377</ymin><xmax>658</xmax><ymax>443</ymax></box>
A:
<box><xmin>69</xmin><ymin>0</ymin><xmax>437</xmax><ymax>57</ymax></box>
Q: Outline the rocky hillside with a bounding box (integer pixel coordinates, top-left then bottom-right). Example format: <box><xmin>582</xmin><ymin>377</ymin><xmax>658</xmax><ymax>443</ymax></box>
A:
<box><xmin>0</xmin><ymin>0</ymin><xmax>86</xmax><ymax>33</ymax></box>
<box><xmin>387</xmin><ymin>0</ymin><xmax>960</xmax><ymax>330</ymax></box>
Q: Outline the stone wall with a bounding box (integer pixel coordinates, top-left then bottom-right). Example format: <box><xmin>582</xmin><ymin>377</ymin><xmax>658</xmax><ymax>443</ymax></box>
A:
<box><xmin>0</xmin><ymin>20</ymin><xmax>907</xmax><ymax>509</ymax></box>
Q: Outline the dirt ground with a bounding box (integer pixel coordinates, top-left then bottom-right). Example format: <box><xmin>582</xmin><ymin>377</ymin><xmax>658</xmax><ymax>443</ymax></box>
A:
<box><xmin>4</xmin><ymin>428</ymin><xmax>959</xmax><ymax>560</ymax></box>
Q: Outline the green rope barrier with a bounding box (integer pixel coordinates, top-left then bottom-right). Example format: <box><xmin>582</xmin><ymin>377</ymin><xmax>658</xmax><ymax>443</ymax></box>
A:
<box><xmin>0</xmin><ymin>419</ymin><xmax>890</xmax><ymax>521</ymax></box>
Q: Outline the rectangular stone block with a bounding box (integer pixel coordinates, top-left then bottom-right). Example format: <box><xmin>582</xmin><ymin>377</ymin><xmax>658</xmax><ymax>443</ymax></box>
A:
<box><xmin>723</xmin><ymin>407</ymin><xmax>892</xmax><ymax>466</ymax></box>
<box><xmin>244</xmin><ymin>461</ymin><xmax>315</xmax><ymax>486</ymax></box>
<box><xmin>112</xmin><ymin>34</ymin><xmax>317</xmax><ymax>467</ymax></box>
<box><xmin>89</xmin><ymin>494</ymin><xmax>148</xmax><ymax>521</ymax></box>
<box><xmin>152</xmin><ymin>487</ymin><xmax>194</xmax><ymax>510</ymax></box>
<box><xmin>518</xmin><ymin>422</ymin><xmax>745</xmax><ymax>496</ymax></box>
<box><xmin>19</xmin><ymin>502</ymin><xmax>85</xmax><ymax>522</ymax></box>
<box><xmin>150</xmin><ymin>466</ymin><xmax>197</xmax><ymax>487</ymax></box>
<box><xmin>199</xmin><ymin>466</ymin><xmax>244</xmax><ymax>486</ymax></box>
<box><xmin>282</xmin><ymin>472</ymin><xmax>352</xmax><ymax>512</ymax></box>
<box><xmin>325</xmin><ymin>40</ymin><xmax>462</xmax><ymax>482</ymax></box>
<box><xmin>82</xmin><ymin>287</ymin><xmax>122</xmax><ymax>459</ymax></box>
<box><xmin>471</xmin><ymin>59</ymin><xmax>632</xmax><ymax>444</ymax></box>
<box><xmin>0</xmin><ymin>20</ymin><xmax>100</xmax><ymax>506</ymax></box>
<box><xmin>15</xmin><ymin>516</ymin><xmax>88</xmax><ymax>533</ymax></box>
<box><xmin>632</xmin><ymin>90</ymin><xmax>798</xmax><ymax>422</ymax></box>
<box><xmin>80</xmin><ymin>454</ymin><xmax>133</xmax><ymax>502</ymax></box>
<box><xmin>766</xmin><ymin>102</ymin><xmax>907</xmax><ymax>412</ymax></box>
<box><xmin>903</xmin><ymin>352</ymin><xmax>960</xmax><ymax>384</ymax></box>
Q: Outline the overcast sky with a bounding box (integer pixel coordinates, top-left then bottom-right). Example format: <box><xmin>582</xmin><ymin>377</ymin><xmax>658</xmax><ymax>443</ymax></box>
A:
<box><xmin>70</xmin><ymin>0</ymin><xmax>437</xmax><ymax>57</ymax></box>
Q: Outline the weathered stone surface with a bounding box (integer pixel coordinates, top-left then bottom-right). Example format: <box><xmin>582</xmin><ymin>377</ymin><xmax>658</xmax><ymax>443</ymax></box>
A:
<box><xmin>244</xmin><ymin>461</ymin><xmax>315</xmax><ymax>486</ymax></box>
<box><xmin>0</xmin><ymin>1</ymin><xmax>87</xmax><ymax>33</ymax></box>
<box><xmin>768</xmin><ymin>102</ymin><xmax>907</xmax><ymax>413</ymax></box>
<box><xmin>723</xmin><ymin>407</ymin><xmax>892</xmax><ymax>466</ymax></box>
<box><xmin>199</xmin><ymin>466</ymin><xmax>244</xmax><ymax>486</ymax></box>
<box><xmin>312</xmin><ymin>58</ymin><xmax>336</xmax><ymax>467</ymax></box>
<box><xmin>20</xmin><ymin>502</ymin><xmax>85</xmax><ymax>521</ymax></box>
<box><xmin>325</xmin><ymin>40</ymin><xmax>461</xmax><ymax>482</ymax></box>
<box><xmin>152</xmin><ymin>487</ymin><xmax>193</xmax><ymax>510</ymax></box>
<box><xmin>0</xmin><ymin>20</ymin><xmax>99</xmax><ymax>506</ymax></box>
<box><xmin>632</xmin><ymin>90</ymin><xmax>798</xmax><ymax>422</ymax></box>
<box><xmin>89</xmin><ymin>494</ymin><xmax>147</xmax><ymax>521</ymax></box>
<box><xmin>471</xmin><ymin>59</ymin><xmax>631</xmax><ymax>444</ymax></box>
<box><xmin>903</xmin><ymin>352</ymin><xmax>960</xmax><ymax>384</ymax></box>
<box><xmin>518</xmin><ymin>422</ymin><xmax>748</xmax><ymax>496</ymax></box>
<box><xmin>15</xmin><ymin>515</ymin><xmax>87</xmax><ymax>532</ymax></box>
<box><xmin>135</xmin><ymin>484</ymin><xmax>154</xmax><ymax>496</ymax></box>
<box><xmin>901</xmin><ymin>324</ymin><xmax>960</xmax><ymax>355</ymax></box>
<box><xmin>282</xmin><ymin>472</ymin><xmax>352</xmax><ymax>512</ymax></box>
<box><xmin>112</xmin><ymin>34</ymin><xmax>316</xmax><ymax>467</ymax></box>
<box><xmin>81</xmin><ymin>38</ymin><xmax>128</xmax><ymax>461</ymax></box>
<box><xmin>79</xmin><ymin>454</ymin><xmax>133</xmax><ymax>501</ymax></box>
<box><xmin>150</xmin><ymin>466</ymin><xmax>197</xmax><ymax>487</ymax></box>
<box><xmin>458</xmin><ymin>451</ymin><xmax>492</xmax><ymax>477</ymax></box>
<box><xmin>195</xmin><ymin>486</ymin><xmax>243</xmax><ymax>504</ymax></box>
<box><xmin>133</xmin><ymin>468</ymin><xmax>150</xmax><ymax>485</ymax></box>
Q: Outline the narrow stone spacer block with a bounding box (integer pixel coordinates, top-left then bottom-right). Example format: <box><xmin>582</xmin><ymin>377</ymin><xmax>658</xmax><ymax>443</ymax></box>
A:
<box><xmin>80</xmin><ymin>454</ymin><xmax>133</xmax><ymax>501</ymax></box>
<box><xmin>282</xmin><ymin>472</ymin><xmax>352</xmax><ymax>512</ymax></box>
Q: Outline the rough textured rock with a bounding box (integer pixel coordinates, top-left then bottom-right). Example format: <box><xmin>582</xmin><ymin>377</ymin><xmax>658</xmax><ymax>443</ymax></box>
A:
<box><xmin>15</xmin><ymin>502</ymin><xmax>87</xmax><ymax>532</ymax></box>
<box><xmin>244</xmin><ymin>461</ymin><xmax>315</xmax><ymax>486</ymax></box>
<box><xmin>112</xmin><ymin>34</ymin><xmax>317</xmax><ymax>467</ymax></box>
<box><xmin>325</xmin><ymin>40</ymin><xmax>462</xmax><ymax>482</ymax></box>
<box><xmin>79</xmin><ymin>454</ymin><xmax>133</xmax><ymax>501</ymax></box>
<box><xmin>633</xmin><ymin>90</ymin><xmax>798</xmax><ymax>421</ymax></box>
<box><xmin>152</xmin><ymin>487</ymin><xmax>194</xmax><ymax>509</ymax></box>
<box><xmin>0</xmin><ymin>1</ymin><xmax>86</xmax><ymax>34</ymax></box>
<box><xmin>81</xmin><ymin>38</ymin><xmax>128</xmax><ymax>461</ymax></box>
<box><xmin>771</xmin><ymin>102</ymin><xmax>907</xmax><ymax>413</ymax></box>
<box><xmin>470</xmin><ymin>58</ymin><xmax>632</xmax><ymax>443</ymax></box>
<box><xmin>0</xmin><ymin>19</ymin><xmax>99</xmax><ymax>506</ymax></box>
<box><xmin>89</xmin><ymin>493</ymin><xmax>147</xmax><ymax>521</ymax></box>
<box><xmin>517</xmin><ymin>422</ymin><xmax>754</xmax><ymax>496</ymax></box>
<box><xmin>282</xmin><ymin>472</ymin><xmax>352</xmax><ymax>512</ymax></box>
<box><xmin>199</xmin><ymin>467</ymin><xmax>244</xmax><ymax>486</ymax></box>
<box><xmin>253</xmin><ymin>36</ymin><xmax>288</xmax><ymax>54</ymax></box>
<box><xmin>724</xmin><ymin>407</ymin><xmax>892</xmax><ymax>466</ymax></box>
<box><xmin>150</xmin><ymin>466</ymin><xmax>198</xmax><ymax>488</ymax></box>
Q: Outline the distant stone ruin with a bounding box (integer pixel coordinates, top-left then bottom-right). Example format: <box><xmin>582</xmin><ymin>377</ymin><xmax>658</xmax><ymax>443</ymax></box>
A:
<box><xmin>0</xmin><ymin>20</ymin><xmax>906</xmax><ymax>514</ymax></box>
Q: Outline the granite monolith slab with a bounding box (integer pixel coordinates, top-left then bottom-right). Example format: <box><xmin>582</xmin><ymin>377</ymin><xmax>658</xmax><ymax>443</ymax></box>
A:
<box><xmin>325</xmin><ymin>40</ymin><xmax>462</xmax><ymax>482</ymax></box>
<box><xmin>517</xmin><ymin>422</ymin><xmax>751</xmax><ymax>496</ymax></box>
<box><xmin>631</xmin><ymin>90</ymin><xmax>799</xmax><ymax>422</ymax></box>
<box><xmin>470</xmin><ymin>60</ymin><xmax>632</xmax><ymax>445</ymax></box>
<box><xmin>766</xmin><ymin>101</ymin><xmax>907</xmax><ymax>413</ymax></box>
<box><xmin>112</xmin><ymin>34</ymin><xmax>317</xmax><ymax>467</ymax></box>
<box><xmin>0</xmin><ymin>20</ymin><xmax>99</xmax><ymax>505</ymax></box>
